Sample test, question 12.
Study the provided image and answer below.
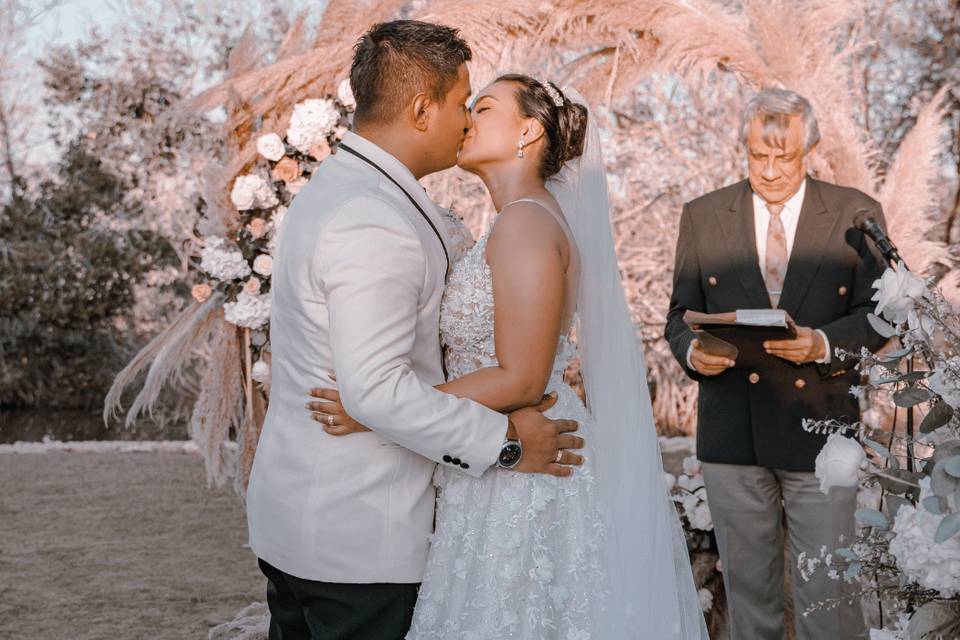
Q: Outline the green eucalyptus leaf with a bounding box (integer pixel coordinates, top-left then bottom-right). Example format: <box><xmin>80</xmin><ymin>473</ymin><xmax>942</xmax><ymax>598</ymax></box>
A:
<box><xmin>834</xmin><ymin>547</ymin><xmax>857</xmax><ymax>560</ymax></box>
<box><xmin>922</xmin><ymin>495</ymin><xmax>947</xmax><ymax>515</ymax></box>
<box><xmin>931</xmin><ymin>461</ymin><xmax>960</xmax><ymax>498</ymax></box>
<box><xmin>933</xmin><ymin>440</ymin><xmax>960</xmax><ymax>463</ymax></box>
<box><xmin>920</xmin><ymin>402</ymin><xmax>954</xmax><ymax>434</ymax></box>
<box><xmin>893</xmin><ymin>387</ymin><xmax>931</xmax><ymax>408</ymax></box>
<box><xmin>943</xmin><ymin>455</ymin><xmax>960</xmax><ymax>478</ymax></box>
<box><xmin>934</xmin><ymin>514</ymin><xmax>960</xmax><ymax>544</ymax></box>
<box><xmin>844</xmin><ymin>561</ymin><xmax>862</xmax><ymax>581</ymax></box>
<box><xmin>855</xmin><ymin>508</ymin><xmax>889</xmax><ymax>529</ymax></box>
<box><xmin>863</xmin><ymin>438</ymin><xmax>892</xmax><ymax>459</ymax></box>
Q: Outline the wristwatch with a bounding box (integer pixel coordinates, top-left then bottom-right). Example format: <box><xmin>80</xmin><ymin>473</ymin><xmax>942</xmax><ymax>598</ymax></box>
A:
<box><xmin>496</xmin><ymin>439</ymin><xmax>523</xmax><ymax>469</ymax></box>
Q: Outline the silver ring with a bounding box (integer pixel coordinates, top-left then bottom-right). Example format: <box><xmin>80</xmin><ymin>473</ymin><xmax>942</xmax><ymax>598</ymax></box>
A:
<box><xmin>327</xmin><ymin>414</ymin><xmax>335</xmax><ymax>426</ymax></box>
<box><xmin>555</xmin><ymin>450</ymin><xmax>563</xmax><ymax>463</ymax></box>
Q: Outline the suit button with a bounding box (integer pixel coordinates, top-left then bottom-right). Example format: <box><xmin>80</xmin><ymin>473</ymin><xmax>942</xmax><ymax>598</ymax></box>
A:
<box><xmin>838</xmin><ymin>286</ymin><xmax>848</xmax><ymax>296</ymax></box>
<box><xmin>748</xmin><ymin>372</ymin><xmax>760</xmax><ymax>384</ymax></box>
<box><xmin>708</xmin><ymin>276</ymin><xmax>718</xmax><ymax>286</ymax></box>
<box><xmin>795</xmin><ymin>378</ymin><xmax>806</xmax><ymax>389</ymax></box>
<box><xmin>452</xmin><ymin>457</ymin><xmax>462</xmax><ymax>466</ymax></box>
<box><xmin>442</xmin><ymin>455</ymin><xmax>452</xmax><ymax>463</ymax></box>
<box><xmin>460</xmin><ymin>462</ymin><xmax>470</xmax><ymax>469</ymax></box>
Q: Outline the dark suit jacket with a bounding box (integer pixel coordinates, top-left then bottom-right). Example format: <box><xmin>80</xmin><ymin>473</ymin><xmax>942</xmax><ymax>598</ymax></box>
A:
<box><xmin>664</xmin><ymin>177</ymin><xmax>888</xmax><ymax>471</ymax></box>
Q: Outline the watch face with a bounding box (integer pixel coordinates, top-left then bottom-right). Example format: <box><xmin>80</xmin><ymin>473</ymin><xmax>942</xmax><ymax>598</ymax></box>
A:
<box><xmin>498</xmin><ymin>442</ymin><xmax>522</xmax><ymax>468</ymax></box>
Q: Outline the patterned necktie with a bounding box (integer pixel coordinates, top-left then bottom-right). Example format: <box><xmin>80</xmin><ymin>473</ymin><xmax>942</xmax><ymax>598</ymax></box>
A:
<box><xmin>764</xmin><ymin>203</ymin><xmax>788</xmax><ymax>308</ymax></box>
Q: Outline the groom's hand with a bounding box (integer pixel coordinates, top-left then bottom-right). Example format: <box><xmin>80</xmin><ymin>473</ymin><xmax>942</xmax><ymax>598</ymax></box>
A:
<box><xmin>508</xmin><ymin>401</ymin><xmax>584</xmax><ymax>478</ymax></box>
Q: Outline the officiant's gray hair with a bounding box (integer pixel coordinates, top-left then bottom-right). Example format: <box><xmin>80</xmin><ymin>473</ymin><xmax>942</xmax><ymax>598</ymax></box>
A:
<box><xmin>739</xmin><ymin>88</ymin><xmax>821</xmax><ymax>152</ymax></box>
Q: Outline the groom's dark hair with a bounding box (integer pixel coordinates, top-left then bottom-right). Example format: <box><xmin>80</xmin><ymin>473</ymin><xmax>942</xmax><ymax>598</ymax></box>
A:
<box><xmin>350</xmin><ymin>20</ymin><xmax>472</xmax><ymax>126</ymax></box>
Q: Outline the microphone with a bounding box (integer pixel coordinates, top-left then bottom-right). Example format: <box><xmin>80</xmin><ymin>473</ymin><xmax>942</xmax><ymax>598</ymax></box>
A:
<box><xmin>854</xmin><ymin>209</ymin><xmax>905</xmax><ymax>268</ymax></box>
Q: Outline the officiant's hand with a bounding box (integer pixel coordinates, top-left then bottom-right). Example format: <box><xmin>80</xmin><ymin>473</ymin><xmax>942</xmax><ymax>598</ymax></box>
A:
<box><xmin>689</xmin><ymin>339</ymin><xmax>736</xmax><ymax>376</ymax></box>
<box><xmin>764</xmin><ymin>326</ymin><xmax>826</xmax><ymax>364</ymax></box>
<box><xmin>508</xmin><ymin>394</ymin><xmax>584</xmax><ymax>478</ymax></box>
<box><xmin>307</xmin><ymin>373</ymin><xmax>371</xmax><ymax>436</ymax></box>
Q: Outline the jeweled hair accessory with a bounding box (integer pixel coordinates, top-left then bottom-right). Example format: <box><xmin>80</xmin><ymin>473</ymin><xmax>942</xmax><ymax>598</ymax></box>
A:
<box><xmin>534</xmin><ymin>78</ymin><xmax>564</xmax><ymax>107</ymax></box>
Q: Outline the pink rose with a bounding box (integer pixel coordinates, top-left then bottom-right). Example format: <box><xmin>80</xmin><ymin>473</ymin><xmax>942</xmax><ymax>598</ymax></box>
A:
<box><xmin>272</xmin><ymin>157</ymin><xmax>302</xmax><ymax>184</ymax></box>
<box><xmin>243</xmin><ymin>277</ymin><xmax>261</xmax><ymax>294</ymax></box>
<box><xmin>309</xmin><ymin>138</ymin><xmax>331</xmax><ymax>162</ymax></box>
<box><xmin>247</xmin><ymin>217</ymin><xmax>267</xmax><ymax>239</ymax></box>
<box><xmin>191</xmin><ymin>283</ymin><xmax>212</xmax><ymax>303</ymax></box>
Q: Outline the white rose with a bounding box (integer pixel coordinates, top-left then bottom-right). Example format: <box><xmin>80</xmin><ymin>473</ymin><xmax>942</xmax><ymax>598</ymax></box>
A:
<box><xmin>682</xmin><ymin>455</ymin><xmax>702</xmax><ymax>476</ymax></box>
<box><xmin>337</xmin><ymin>78</ymin><xmax>356</xmax><ymax>111</ymax></box>
<box><xmin>871</xmin><ymin>262</ymin><xmax>927</xmax><ymax>325</ymax></box>
<box><xmin>256</xmin><ymin>133</ymin><xmax>286</xmax><ymax>162</ymax></box>
<box><xmin>251</xmin><ymin>359</ymin><xmax>271</xmax><ymax>384</ymax></box>
<box><xmin>688</xmin><ymin>502</ymin><xmax>714</xmax><ymax>531</ymax></box>
<box><xmin>253</xmin><ymin>254</ymin><xmax>273</xmax><ymax>277</ymax></box>
<box><xmin>814</xmin><ymin>433</ymin><xmax>866</xmax><ymax>494</ymax></box>
<box><xmin>230</xmin><ymin>176</ymin><xmax>257</xmax><ymax>210</ymax></box>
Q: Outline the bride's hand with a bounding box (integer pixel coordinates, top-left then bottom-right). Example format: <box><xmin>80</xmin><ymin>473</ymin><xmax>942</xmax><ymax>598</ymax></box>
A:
<box><xmin>307</xmin><ymin>374</ymin><xmax>371</xmax><ymax>436</ymax></box>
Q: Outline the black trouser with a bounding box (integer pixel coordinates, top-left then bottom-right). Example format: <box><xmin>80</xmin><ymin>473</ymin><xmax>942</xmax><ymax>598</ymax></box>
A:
<box><xmin>258</xmin><ymin>559</ymin><xmax>419</xmax><ymax>640</ymax></box>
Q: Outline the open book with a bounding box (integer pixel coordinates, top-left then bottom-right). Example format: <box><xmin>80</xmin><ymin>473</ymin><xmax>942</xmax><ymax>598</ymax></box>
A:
<box><xmin>683</xmin><ymin>309</ymin><xmax>798</xmax><ymax>364</ymax></box>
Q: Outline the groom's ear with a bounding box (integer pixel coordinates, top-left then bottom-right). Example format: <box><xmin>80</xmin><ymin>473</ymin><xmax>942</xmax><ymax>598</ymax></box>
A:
<box><xmin>522</xmin><ymin>118</ymin><xmax>546</xmax><ymax>145</ymax></box>
<box><xmin>411</xmin><ymin>92</ymin><xmax>434</xmax><ymax>132</ymax></box>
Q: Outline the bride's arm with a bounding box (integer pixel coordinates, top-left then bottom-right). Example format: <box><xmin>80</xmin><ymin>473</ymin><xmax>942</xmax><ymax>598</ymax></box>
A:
<box><xmin>437</xmin><ymin>205</ymin><xmax>567</xmax><ymax>413</ymax></box>
<box><xmin>308</xmin><ymin>205</ymin><xmax>570</xmax><ymax>430</ymax></box>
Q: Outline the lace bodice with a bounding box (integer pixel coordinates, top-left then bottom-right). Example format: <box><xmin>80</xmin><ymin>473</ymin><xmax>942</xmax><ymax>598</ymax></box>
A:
<box><xmin>439</xmin><ymin>223</ymin><xmax>576</xmax><ymax>381</ymax></box>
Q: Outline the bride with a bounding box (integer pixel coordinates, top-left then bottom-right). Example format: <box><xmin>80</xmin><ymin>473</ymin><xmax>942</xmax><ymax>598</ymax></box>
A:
<box><xmin>309</xmin><ymin>74</ymin><xmax>707</xmax><ymax>639</ymax></box>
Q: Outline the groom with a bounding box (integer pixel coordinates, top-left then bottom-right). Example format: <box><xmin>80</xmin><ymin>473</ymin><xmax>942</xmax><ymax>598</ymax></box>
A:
<box><xmin>665</xmin><ymin>88</ymin><xmax>887</xmax><ymax>639</ymax></box>
<box><xmin>245</xmin><ymin>20</ymin><xmax>584</xmax><ymax>640</ymax></box>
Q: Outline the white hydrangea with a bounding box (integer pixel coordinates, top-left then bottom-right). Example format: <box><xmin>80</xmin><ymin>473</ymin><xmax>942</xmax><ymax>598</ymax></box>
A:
<box><xmin>256</xmin><ymin>133</ymin><xmax>286</xmax><ymax>162</ymax></box>
<box><xmin>337</xmin><ymin>78</ymin><xmax>356</xmax><ymax>111</ymax></box>
<box><xmin>231</xmin><ymin>173</ymin><xmax>279</xmax><ymax>211</ymax></box>
<box><xmin>200</xmin><ymin>237</ymin><xmax>251</xmax><ymax>282</ymax></box>
<box><xmin>889</xmin><ymin>498</ymin><xmax>960</xmax><ymax>597</ymax></box>
<box><xmin>223</xmin><ymin>290</ymin><xmax>271</xmax><ymax>330</ymax></box>
<box><xmin>286</xmin><ymin>98</ymin><xmax>340</xmax><ymax>154</ymax></box>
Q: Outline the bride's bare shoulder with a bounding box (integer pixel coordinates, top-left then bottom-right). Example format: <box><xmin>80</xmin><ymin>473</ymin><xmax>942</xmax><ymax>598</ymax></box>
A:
<box><xmin>486</xmin><ymin>200</ymin><xmax>568</xmax><ymax>259</ymax></box>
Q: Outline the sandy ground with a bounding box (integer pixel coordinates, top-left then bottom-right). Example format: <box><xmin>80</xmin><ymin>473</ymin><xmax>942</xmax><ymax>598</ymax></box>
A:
<box><xmin>0</xmin><ymin>451</ymin><xmax>263</xmax><ymax>640</ymax></box>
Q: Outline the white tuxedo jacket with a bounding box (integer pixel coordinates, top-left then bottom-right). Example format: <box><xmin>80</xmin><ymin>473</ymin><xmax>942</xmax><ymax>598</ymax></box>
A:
<box><xmin>246</xmin><ymin>132</ymin><xmax>507</xmax><ymax>583</ymax></box>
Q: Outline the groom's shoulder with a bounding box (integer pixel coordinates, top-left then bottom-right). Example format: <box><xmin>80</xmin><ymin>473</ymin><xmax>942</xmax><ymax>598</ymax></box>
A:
<box><xmin>683</xmin><ymin>179</ymin><xmax>750</xmax><ymax>215</ymax></box>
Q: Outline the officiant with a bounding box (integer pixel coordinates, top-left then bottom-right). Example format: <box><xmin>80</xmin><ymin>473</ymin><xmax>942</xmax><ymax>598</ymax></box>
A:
<box><xmin>664</xmin><ymin>88</ymin><xmax>888</xmax><ymax>640</ymax></box>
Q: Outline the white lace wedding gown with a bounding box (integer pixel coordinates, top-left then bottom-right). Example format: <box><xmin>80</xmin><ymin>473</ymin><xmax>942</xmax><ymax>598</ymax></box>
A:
<box><xmin>407</xmin><ymin>205</ymin><xmax>610</xmax><ymax>640</ymax></box>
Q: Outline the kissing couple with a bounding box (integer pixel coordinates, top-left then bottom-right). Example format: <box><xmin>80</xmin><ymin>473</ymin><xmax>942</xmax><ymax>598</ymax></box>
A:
<box><xmin>245</xmin><ymin>19</ymin><xmax>707</xmax><ymax>640</ymax></box>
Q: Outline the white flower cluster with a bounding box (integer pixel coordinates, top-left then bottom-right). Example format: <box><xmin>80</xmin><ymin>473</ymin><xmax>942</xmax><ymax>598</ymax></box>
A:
<box><xmin>814</xmin><ymin>433</ymin><xmax>866</xmax><ymax>494</ymax></box>
<box><xmin>231</xmin><ymin>173</ymin><xmax>279</xmax><ymax>211</ymax></box>
<box><xmin>223</xmin><ymin>290</ymin><xmax>271</xmax><ymax>330</ymax></box>
<box><xmin>927</xmin><ymin>356</ymin><xmax>960</xmax><ymax>409</ymax></box>
<box><xmin>286</xmin><ymin>98</ymin><xmax>340</xmax><ymax>154</ymax></box>
<box><xmin>200</xmin><ymin>237</ymin><xmax>251</xmax><ymax>282</ymax></box>
<box><xmin>669</xmin><ymin>456</ymin><xmax>713</xmax><ymax>531</ymax></box>
<box><xmin>889</xmin><ymin>489</ymin><xmax>960</xmax><ymax>597</ymax></box>
<box><xmin>256</xmin><ymin>133</ymin><xmax>286</xmax><ymax>162</ymax></box>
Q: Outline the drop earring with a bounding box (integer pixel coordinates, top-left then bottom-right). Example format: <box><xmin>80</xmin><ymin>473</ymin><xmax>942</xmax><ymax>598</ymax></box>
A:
<box><xmin>517</xmin><ymin>138</ymin><xmax>525</xmax><ymax>158</ymax></box>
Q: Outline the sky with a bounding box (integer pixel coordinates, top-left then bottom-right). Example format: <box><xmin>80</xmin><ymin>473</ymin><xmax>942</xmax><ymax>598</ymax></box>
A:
<box><xmin>28</xmin><ymin>0</ymin><xmax>121</xmax><ymax>49</ymax></box>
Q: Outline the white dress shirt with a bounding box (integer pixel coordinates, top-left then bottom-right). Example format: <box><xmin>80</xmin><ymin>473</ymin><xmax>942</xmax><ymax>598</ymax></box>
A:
<box><xmin>686</xmin><ymin>179</ymin><xmax>831</xmax><ymax>369</ymax></box>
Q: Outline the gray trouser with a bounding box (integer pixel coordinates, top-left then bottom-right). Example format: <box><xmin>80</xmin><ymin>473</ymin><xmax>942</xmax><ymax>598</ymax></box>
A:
<box><xmin>702</xmin><ymin>463</ymin><xmax>866</xmax><ymax>640</ymax></box>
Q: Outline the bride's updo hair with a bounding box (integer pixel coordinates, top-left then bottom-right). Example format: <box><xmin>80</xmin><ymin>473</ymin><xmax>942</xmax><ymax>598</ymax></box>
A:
<box><xmin>497</xmin><ymin>74</ymin><xmax>588</xmax><ymax>180</ymax></box>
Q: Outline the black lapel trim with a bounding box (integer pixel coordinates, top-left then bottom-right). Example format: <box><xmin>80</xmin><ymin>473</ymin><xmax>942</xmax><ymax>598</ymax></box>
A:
<box><xmin>339</xmin><ymin>144</ymin><xmax>450</xmax><ymax>276</ymax></box>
